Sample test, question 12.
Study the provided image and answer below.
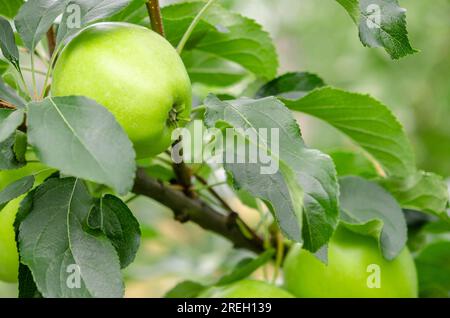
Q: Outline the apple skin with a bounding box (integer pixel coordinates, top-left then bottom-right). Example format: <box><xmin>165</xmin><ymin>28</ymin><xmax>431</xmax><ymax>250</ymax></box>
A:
<box><xmin>52</xmin><ymin>22</ymin><xmax>192</xmax><ymax>158</ymax></box>
<box><xmin>0</xmin><ymin>163</ymin><xmax>49</xmax><ymax>283</ymax></box>
<box><xmin>199</xmin><ymin>280</ymin><xmax>295</xmax><ymax>298</ymax></box>
<box><xmin>283</xmin><ymin>226</ymin><xmax>418</xmax><ymax>298</ymax></box>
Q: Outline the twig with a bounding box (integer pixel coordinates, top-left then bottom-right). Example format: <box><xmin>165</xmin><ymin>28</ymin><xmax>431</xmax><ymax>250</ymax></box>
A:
<box><xmin>146</xmin><ymin>0</ymin><xmax>165</xmax><ymax>36</ymax></box>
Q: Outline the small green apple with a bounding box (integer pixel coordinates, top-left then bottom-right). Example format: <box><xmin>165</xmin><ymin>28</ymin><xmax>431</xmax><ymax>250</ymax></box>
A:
<box><xmin>0</xmin><ymin>163</ymin><xmax>49</xmax><ymax>283</ymax></box>
<box><xmin>52</xmin><ymin>22</ymin><xmax>192</xmax><ymax>159</ymax></box>
<box><xmin>283</xmin><ymin>226</ymin><xmax>418</xmax><ymax>298</ymax></box>
<box><xmin>199</xmin><ymin>280</ymin><xmax>295</xmax><ymax>298</ymax></box>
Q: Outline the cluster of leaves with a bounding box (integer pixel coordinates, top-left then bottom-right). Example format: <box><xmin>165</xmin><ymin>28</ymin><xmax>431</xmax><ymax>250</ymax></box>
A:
<box><xmin>0</xmin><ymin>0</ymin><xmax>448</xmax><ymax>298</ymax></box>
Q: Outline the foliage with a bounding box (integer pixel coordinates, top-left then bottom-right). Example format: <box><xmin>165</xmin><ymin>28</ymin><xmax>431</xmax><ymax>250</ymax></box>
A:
<box><xmin>0</xmin><ymin>0</ymin><xmax>448</xmax><ymax>298</ymax></box>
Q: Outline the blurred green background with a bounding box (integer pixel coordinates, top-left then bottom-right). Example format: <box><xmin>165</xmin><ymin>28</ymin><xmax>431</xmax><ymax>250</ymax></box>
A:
<box><xmin>1</xmin><ymin>0</ymin><xmax>449</xmax><ymax>297</ymax></box>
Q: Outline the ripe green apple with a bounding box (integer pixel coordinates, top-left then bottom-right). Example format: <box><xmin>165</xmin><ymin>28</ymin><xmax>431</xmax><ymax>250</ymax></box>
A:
<box><xmin>52</xmin><ymin>22</ymin><xmax>192</xmax><ymax>159</ymax></box>
<box><xmin>0</xmin><ymin>163</ymin><xmax>49</xmax><ymax>283</ymax></box>
<box><xmin>199</xmin><ymin>280</ymin><xmax>295</xmax><ymax>298</ymax></box>
<box><xmin>283</xmin><ymin>226</ymin><xmax>418</xmax><ymax>298</ymax></box>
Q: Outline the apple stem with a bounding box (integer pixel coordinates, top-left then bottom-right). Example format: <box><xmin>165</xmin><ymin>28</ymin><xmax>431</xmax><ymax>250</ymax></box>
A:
<box><xmin>146</xmin><ymin>0</ymin><xmax>165</xmax><ymax>37</ymax></box>
<box><xmin>176</xmin><ymin>0</ymin><xmax>217</xmax><ymax>55</ymax></box>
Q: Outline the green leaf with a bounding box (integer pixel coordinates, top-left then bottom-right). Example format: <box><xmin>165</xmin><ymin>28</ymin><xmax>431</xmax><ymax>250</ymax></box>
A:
<box><xmin>183</xmin><ymin>50</ymin><xmax>247</xmax><ymax>87</ymax></box>
<box><xmin>13</xmin><ymin>129</ymin><xmax>26</xmax><ymax>162</ymax></box>
<box><xmin>109</xmin><ymin>0</ymin><xmax>147</xmax><ymax>24</ymax></box>
<box><xmin>335</xmin><ymin>0</ymin><xmax>417</xmax><ymax>59</ymax></box>
<box><xmin>0</xmin><ymin>175</ymin><xmax>34</xmax><ymax>210</ymax></box>
<box><xmin>216</xmin><ymin>249</ymin><xmax>275</xmax><ymax>286</ymax></box>
<box><xmin>0</xmin><ymin>0</ymin><xmax>24</xmax><ymax>19</ymax></box>
<box><xmin>380</xmin><ymin>171</ymin><xmax>449</xmax><ymax>220</ymax></box>
<box><xmin>165</xmin><ymin>281</ymin><xmax>207</xmax><ymax>298</ymax></box>
<box><xmin>0</xmin><ymin>132</ymin><xmax>24</xmax><ymax>169</ymax></box>
<box><xmin>415</xmin><ymin>241</ymin><xmax>450</xmax><ymax>298</ymax></box>
<box><xmin>0</xmin><ymin>77</ymin><xmax>26</xmax><ymax>107</ymax></box>
<box><xmin>56</xmin><ymin>0</ymin><xmax>131</xmax><ymax>45</ymax></box>
<box><xmin>142</xmin><ymin>160</ymin><xmax>175</xmax><ymax>182</ymax></box>
<box><xmin>0</xmin><ymin>16</ymin><xmax>20</xmax><ymax>71</ymax></box>
<box><xmin>162</xmin><ymin>1</ymin><xmax>278</xmax><ymax>82</ymax></box>
<box><xmin>0</xmin><ymin>59</ymin><xmax>8</xmax><ymax>74</ymax></box>
<box><xmin>0</xmin><ymin>108</ymin><xmax>23</xmax><ymax>143</ymax></box>
<box><xmin>18</xmin><ymin>177</ymin><xmax>124</xmax><ymax>298</ymax></box>
<box><xmin>204</xmin><ymin>95</ymin><xmax>339</xmax><ymax>252</ymax></box>
<box><xmin>339</xmin><ymin>176</ymin><xmax>407</xmax><ymax>260</ymax></box>
<box><xmin>27</xmin><ymin>96</ymin><xmax>136</xmax><ymax>195</ymax></box>
<box><xmin>165</xmin><ymin>249</ymin><xmax>275</xmax><ymax>298</ymax></box>
<box><xmin>328</xmin><ymin>149</ymin><xmax>378</xmax><ymax>179</ymax></box>
<box><xmin>14</xmin><ymin>0</ymin><xmax>68</xmax><ymax>50</ymax></box>
<box><xmin>282</xmin><ymin>87</ymin><xmax>416</xmax><ymax>178</ymax></box>
<box><xmin>14</xmin><ymin>190</ymin><xmax>43</xmax><ymax>298</ymax></box>
<box><xmin>88</xmin><ymin>194</ymin><xmax>141</xmax><ymax>268</ymax></box>
<box><xmin>256</xmin><ymin>72</ymin><xmax>325</xmax><ymax>99</ymax></box>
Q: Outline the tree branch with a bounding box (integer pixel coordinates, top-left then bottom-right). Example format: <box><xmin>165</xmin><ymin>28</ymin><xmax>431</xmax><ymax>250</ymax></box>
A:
<box><xmin>133</xmin><ymin>168</ymin><xmax>266</xmax><ymax>254</ymax></box>
<box><xmin>146</xmin><ymin>0</ymin><xmax>165</xmax><ymax>36</ymax></box>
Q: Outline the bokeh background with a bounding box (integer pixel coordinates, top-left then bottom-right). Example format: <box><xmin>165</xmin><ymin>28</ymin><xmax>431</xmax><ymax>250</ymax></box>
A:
<box><xmin>1</xmin><ymin>0</ymin><xmax>449</xmax><ymax>297</ymax></box>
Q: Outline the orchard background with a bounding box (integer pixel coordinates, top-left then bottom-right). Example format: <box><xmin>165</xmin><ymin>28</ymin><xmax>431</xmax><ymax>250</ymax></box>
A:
<box><xmin>0</xmin><ymin>0</ymin><xmax>449</xmax><ymax>298</ymax></box>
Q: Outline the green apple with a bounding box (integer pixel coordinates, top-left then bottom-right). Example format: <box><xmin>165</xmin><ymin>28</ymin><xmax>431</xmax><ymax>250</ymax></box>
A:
<box><xmin>0</xmin><ymin>196</ymin><xmax>23</xmax><ymax>283</ymax></box>
<box><xmin>283</xmin><ymin>226</ymin><xmax>418</xmax><ymax>298</ymax></box>
<box><xmin>0</xmin><ymin>163</ymin><xmax>49</xmax><ymax>283</ymax></box>
<box><xmin>199</xmin><ymin>280</ymin><xmax>295</xmax><ymax>298</ymax></box>
<box><xmin>52</xmin><ymin>22</ymin><xmax>192</xmax><ymax>159</ymax></box>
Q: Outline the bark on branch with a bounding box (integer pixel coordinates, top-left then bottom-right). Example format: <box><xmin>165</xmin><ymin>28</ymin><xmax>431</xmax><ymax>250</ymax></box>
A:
<box><xmin>146</xmin><ymin>0</ymin><xmax>165</xmax><ymax>36</ymax></box>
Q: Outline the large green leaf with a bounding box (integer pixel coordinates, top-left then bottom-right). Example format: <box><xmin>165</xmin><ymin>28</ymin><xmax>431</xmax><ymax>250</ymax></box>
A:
<box><xmin>282</xmin><ymin>87</ymin><xmax>416</xmax><ymax>178</ymax></box>
<box><xmin>162</xmin><ymin>1</ymin><xmax>278</xmax><ymax>83</ymax></box>
<box><xmin>339</xmin><ymin>176</ymin><xmax>407</xmax><ymax>260</ymax></box>
<box><xmin>0</xmin><ymin>0</ymin><xmax>24</xmax><ymax>19</ymax></box>
<box><xmin>204</xmin><ymin>95</ymin><xmax>339</xmax><ymax>251</ymax></box>
<box><xmin>18</xmin><ymin>178</ymin><xmax>124</xmax><ymax>297</ymax></box>
<box><xmin>0</xmin><ymin>108</ymin><xmax>24</xmax><ymax>143</ymax></box>
<box><xmin>335</xmin><ymin>0</ymin><xmax>417</xmax><ymax>59</ymax></box>
<box><xmin>27</xmin><ymin>96</ymin><xmax>136</xmax><ymax>195</ymax></box>
<box><xmin>88</xmin><ymin>194</ymin><xmax>141</xmax><ymax>268</ymax></box>
<box><xmin>15</xmin><ymin>0</ymin><xmax>68</xmax><ymax>50</ymax></box>
<box><xmin>56</xmin><ymin>0</ymin><xmax>131</xmax><ymax>45</ymax></box>
<box><xmin>380</xmin><ymin>171</ymin><xmax>449</xmax><ymax>220</ymax></box>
